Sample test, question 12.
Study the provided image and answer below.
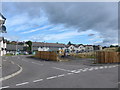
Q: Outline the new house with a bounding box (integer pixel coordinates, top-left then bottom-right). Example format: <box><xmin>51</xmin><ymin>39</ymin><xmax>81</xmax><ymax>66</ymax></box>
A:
<box><xmin>64</xmin><ymin>44</ymin><xmax>102</xmax><ymax>53</ymax></box>
<box><xmin>32</xmin><ymin>42</ymin><xmax>65</xmax><ymax>52</ymax></box>
<box><xmin>6</xmin><ymin>44</ymin><xmax>25</xmax><ymax>55</ymax></box>
<box><xmin>0</xmin><ymin>37</ymin><xmax>6</xmax><ymax>56</ymax></box>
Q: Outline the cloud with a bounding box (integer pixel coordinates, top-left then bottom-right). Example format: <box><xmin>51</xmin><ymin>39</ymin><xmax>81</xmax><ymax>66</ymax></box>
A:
<box><xmin>21</xmin><ymin>24</ymin><xmax>53</xmax><ymax>34</ymax></box>
<box><xmin>2</xmin><ymin>2</ymin><xmax>118</xmax><ymax>45</ymax></box>
<box><xmin>88</xmin><ymin>34</ymin><xmax>95</xmax><ymax>36</ymax></box>
<box><xmin>28</xmin><ymin>29</ymin><xmax>95</xmax><ymax>42</ymax></box>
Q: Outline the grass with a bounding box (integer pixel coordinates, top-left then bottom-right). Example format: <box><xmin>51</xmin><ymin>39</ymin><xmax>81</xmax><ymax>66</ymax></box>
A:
<box><xmin>70</xmin><ymin>52</ymin><xmax>96</xmax><ymax>59</ymax></box>
<box><xmin>5</xmin><ymin>54</ymin><xmax>15</xmax><ymax>56</ymax></box>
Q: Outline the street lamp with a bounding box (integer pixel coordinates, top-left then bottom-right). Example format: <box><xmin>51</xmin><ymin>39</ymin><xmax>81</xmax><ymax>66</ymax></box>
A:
<box><xmin>0</xmin><ymin>13</ymin><xmax>7</xmax><ymax>34</ymax></box>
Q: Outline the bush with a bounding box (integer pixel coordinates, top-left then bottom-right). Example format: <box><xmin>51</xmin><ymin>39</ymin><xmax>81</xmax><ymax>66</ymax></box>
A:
<box><xmin>116</xmin><ymin>47</ymin><xmax>120</xmax><ymax>52</ymax></box>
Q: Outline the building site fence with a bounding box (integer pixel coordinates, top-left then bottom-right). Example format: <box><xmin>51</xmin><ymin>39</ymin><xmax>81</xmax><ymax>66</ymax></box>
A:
<box><xmin>95</xmin><ymin>51</ymin><xmax>120</xmax><ymax>63</ymax></box>
<box><xmin>35</xmin><ymin>51</ymin><xmax>58</xmax><ymax>61</ymax></box>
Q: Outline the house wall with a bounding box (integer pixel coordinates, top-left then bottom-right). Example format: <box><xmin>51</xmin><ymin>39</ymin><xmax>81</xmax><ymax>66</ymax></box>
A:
<box><xmin>38</xmin><ymin>47</ymin><xmax>49</xmax><ymax>51</ymax></box>
<box><xmin>85</xmin><ymin>46</ymin><xmax>94</xmax><ymax>52</ymax></box>
<box><xmin>77</xmin><ymin>45</ymin><xmax>86</xmax><ymax>52</ymax></box>
<box><xmin>0</xmin><ymin>40</ymin><xmax>6</xmax><ymax>56</ymax></box>
<box><xmin>68</xmin><ymin>45</ymin><xmax>76</xmax><ymax>53</ymax></box>
<box><xmin>38</xmin><ymin>46</ymin><xmax>63</xmax><ymax>52</ymax></box>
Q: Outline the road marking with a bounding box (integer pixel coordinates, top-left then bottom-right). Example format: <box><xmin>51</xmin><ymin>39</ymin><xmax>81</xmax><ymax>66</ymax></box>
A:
<box><xmin>46</xmin><ymin>76</ymin><xmax>57</xmax><ymax>80</ymax></box>
<box><xmin>74</xmin><ymin>71</ymin><xmax>81</xmax><ymax>73</ymax></box>
<box><xmin>104</xmin><ymin>66</ymin><xmax>108</xmax><ymax>68</ymax></box>
<box><xmin>0</xmin><ymin>62</ymin><xmax>23</xmax><ymax>82</ymax></box>
<box><xmin>16</xmin><ymin>82</ymin><xmax>29</xmax><ymax>86</ymax></box>
<box><xmin>99</xmin><ymin>66</ymin><xmax>104</xmax><ymax>69</ymax></box>
<box><xmin>22</xmin><ymin>59</ymin><xmax>28</xmax><ymax>62</ymax></box>
<box><xmin>108</xmin><ymin>66</ymin><xmax>113</xmax><ymax>68</ymax></box>
<box><xmin>67</xmin><ymin>73</ymin><xmax>74</xmax><ymax>75</ymax></box>
<box><xmin>3</xmin><ymin>60</ymin><xmax>6</xmax><ymax>61</ymax></box>
<box><xmin>81</xmin><ymin>69</ymin><xmax>87</xmax><ymax>72</ymax></box>
<box><xmin>71</xmin><ymin>70</ymin><xmax>77</xmax><ymax>72</ymax></box>
<box><xmin>57</xmin><ymin>74</ymin><xmax>65</xmax><ymax>77</ymax></box>
<box><xmin>31</xmin><ymin>62</ymin><xmax>43</xmax><ymax>65</ymax></box>
<box><xmin>33</xmin><ymin>79</ymin><xmax>43</xmax><ymax>82</ymax></box>
<box><xmin>88</xmin><ymin>68</ymin><xmax>93</xmax><ymax>71</ymax></box>
<box><xmin>52</xmin><ymin>67</ymin><xmax>71</xmax><ymax>72</ymax></box>
<box><xmin>0</xmin><ymin>86</ymin><xmax>10</xmax><ymax>89</ymax></box>
<box><xmin>94</xmin><ymin>67</ymin><xmax>99</xmax><ymax>70</ymax></box>
<box><xmin>11</xmin><ymin>61</ymin><xmax>14</xmax><ymax>64</ymax></box>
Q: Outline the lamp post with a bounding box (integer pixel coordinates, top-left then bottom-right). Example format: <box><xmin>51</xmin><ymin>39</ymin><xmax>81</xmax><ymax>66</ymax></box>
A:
<box><xmin>0</xmin><ymin>13</ymin><xmax>7</xmax><ymax>56</ymax></box>
<box><xmin>0</xmin><ymin>13</ymin><xmax>7</xmax><ymax>34</ymax></box>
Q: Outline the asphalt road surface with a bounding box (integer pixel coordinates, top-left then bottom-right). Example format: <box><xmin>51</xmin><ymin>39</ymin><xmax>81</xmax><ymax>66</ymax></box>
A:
<box><xmin>1</xmin><ymin>55</ymin><xmax>120</xmax><ymax>88</ymax></box>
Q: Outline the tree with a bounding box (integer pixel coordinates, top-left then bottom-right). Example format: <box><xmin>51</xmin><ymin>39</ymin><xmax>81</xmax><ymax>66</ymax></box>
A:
<box><xmin>116</xmin><ymin>47</ymin><xmax>120</xmax><ymax>52</ymax></box>
<box><xmin>67</xmin><ymin>41</ymin><xmax>72</xmax><ymax>45</ymax></box>
<box><xmin>25</xmin><ymin>41</ymin><xmax>32</xmax><ymax>52</ymax></box>
<box><xmin>110</xmin><ymin>45</ymin><xmax>114</xmax><ymax>47</ymax></box>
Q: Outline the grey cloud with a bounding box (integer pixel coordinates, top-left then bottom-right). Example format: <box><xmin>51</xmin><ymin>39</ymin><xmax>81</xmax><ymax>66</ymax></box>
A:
<box><xmin>2</xmin><ymin>2</ymin><xmax>118</xmax><ymax>45</ymax></box>
<box><xmin>88</xmin><ymin>34</ymin><xmax>95</xmax><ymax>36</ymax></box>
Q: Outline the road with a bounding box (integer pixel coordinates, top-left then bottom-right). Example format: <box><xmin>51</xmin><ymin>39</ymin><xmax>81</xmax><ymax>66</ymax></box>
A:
<box><xmin>1</xmin><ymin>55</ymin><xmax>119</xmax><ymax>88</ymax></box>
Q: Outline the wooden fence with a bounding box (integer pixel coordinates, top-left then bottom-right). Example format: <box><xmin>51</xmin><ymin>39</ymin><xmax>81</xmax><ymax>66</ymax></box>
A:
<box><xmin>95</xmin><ymin>51</ymin><xmax>120</xmax><ymax>63</ymax></box>
<box><xmin>35</xmin><ymin>51</ymin><xmax>58</xmax><ymax>61</ymax></box>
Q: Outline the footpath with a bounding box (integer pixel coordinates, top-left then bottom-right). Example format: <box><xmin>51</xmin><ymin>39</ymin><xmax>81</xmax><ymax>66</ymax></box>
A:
<box><xmin>0</xmin><ymin>58</ymin><xmax>22</xmax><ymax>81</ymax></box>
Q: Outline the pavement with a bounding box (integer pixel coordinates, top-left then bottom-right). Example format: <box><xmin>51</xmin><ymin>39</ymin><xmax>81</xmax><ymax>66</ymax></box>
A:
<box><xmin>2</xmin><ymin>58</ymin><xmax>21</xmax><ymax>78</ymax></box>
<box><xmin>1</xmin><ymin>55</ymin><xmax>120</xmax><ymax>89</ymax></box>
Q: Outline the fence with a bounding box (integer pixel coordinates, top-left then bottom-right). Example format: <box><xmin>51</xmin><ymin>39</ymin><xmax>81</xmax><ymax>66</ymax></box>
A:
<box><xmin>35</xmin><ymin>51</ymin><xmax>58</xmax><ymax>61</ymax></box>
<box><xmin>95</xmin><ymin>51</ymin><xmax>120</xmax><ymax>63</ymax></box>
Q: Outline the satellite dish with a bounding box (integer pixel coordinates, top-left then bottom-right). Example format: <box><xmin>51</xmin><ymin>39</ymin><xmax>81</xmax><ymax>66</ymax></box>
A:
<box><xmin>0</xmin><ymin>25</ymin><xmax>7</xmax><ymax>33</ymax></box>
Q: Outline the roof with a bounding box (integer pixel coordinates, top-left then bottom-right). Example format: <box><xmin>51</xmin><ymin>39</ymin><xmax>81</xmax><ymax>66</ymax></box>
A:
<box><xmin>32</xmin><ymin>42</ymin><xmax>65</xmax><ymax>48</ymax></box>
<box><xmin>0</xmin><ymin>13</ymin><xmax>6</xmax><ymax>20</ymax></box>
<box><xmin>67</xmin><ymin>44</ymin><xmax>84</xmax><ymax>48</ymax></box>
<box><xmin>6</xmin><ymin>44</ymin><xmax>24</xmax><ymax>51</ymax></box>
<box><xmin>0</xmin><ymin>37</ymin><xmax>6</xmax><ymax>43</ymax></box>
<box><xmin>0</xmin><ymin>37</ymin><xmax>3</xmax><ymax>41</ymax></box>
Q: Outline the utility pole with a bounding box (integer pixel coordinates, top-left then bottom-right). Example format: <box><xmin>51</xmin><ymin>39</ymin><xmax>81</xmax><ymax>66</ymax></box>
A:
<box><xmin>16</xmin><ymin>40</ymin><xmax>18</xmax><ymax>55</ymax></box>
<box><xmin>0</xmin><ymin>13</ymin><xmax>7</xmax><ymax>56</ymax></box>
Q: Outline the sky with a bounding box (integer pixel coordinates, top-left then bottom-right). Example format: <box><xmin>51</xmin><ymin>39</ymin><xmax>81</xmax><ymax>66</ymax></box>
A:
<box><xmin>1</xmin><ymin>2</ymin><xmax>118</xmax><ymax>46</ymax></box>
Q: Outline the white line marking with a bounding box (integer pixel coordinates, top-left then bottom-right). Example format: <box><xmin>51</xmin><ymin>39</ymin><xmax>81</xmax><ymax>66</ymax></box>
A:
<box><xmin>94</xmin><ymin>67</ymin><xmax>99</xmax><ymax>70</ymax></box>
<box><xmin>104</xmin><ymin>66</ymin><xmax>108</xmax><ymax>68</ymax></box>
<box><xmin>112</xmin><ymin>65</ymin><xmax>117</xmax><ymax>68</ymax></box>
<box><xmin>99</xmin><ymin>66</ymin><xmax>104</xmax><ymax>69</ymax></box>
<box><xmin>74</xmin><ymin>71</ymin><xmax>81</xmax><ymax>73</ymax></box>
<box><xmin>11</xmin><ymin>61</ymin><xmax>14</xmax><ymax>64</ymax></box>
<box><xmin>57</xmin><ymin>74</ymin><xmax>65</xmax><ymax>77</ymax></box>
<box><xmin>16</xmin><ymin>82</ymin><xmax>29</xmax><ymax>86</ymax></box>
<box><xmin>67</xmin><ymin>73</ymin><xmax>74</xmax><ymax>75</ymax></box>
<box><xmin>88</xmin><ymin>68</ymin><xmax>93</xmax><ymax>71</ymax></box>
<box><xmin>32</xmin><ymin>62</ymin><xmax>43</xmax><ymax>65</ymax></box>
<box><xmin>52</xmin><ymin>67</ymin><xmax>71</xmax><ymax>72</ymax></box>
<box><xmin>0</xmin><ymin>86</ymin><xmax>10</xmax><ymax>89</ymax></box>
<box><xmin>78</xmin><ymin>69</ymin><xmax>83</xmax><ymax>71</ymax></box>
<box><xmin>71</xmin><ymin>70</ymin><xmax>77</xmax><ymax>72</ymax></box>
<box><xmin>33</xmin><ymin>79</ymin><xmax>43</xmax><ymax>82</ymax></box>
<box><xmin>46</xmin><ymin>76</ymin><xmax>57</xmax><ymax>80</ymax></box>
<box><xmin>108</xmin><ymin>66</ymin><xmax>113</xmax><ymax>68</ymax></box>
<box><xmin>81</xmin><ymin>69</ymin><xmax>87</xmax><ymax>72</ymax></box>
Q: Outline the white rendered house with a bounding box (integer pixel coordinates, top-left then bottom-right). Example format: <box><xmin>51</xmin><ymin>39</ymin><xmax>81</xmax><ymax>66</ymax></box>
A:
<box><xmin>0</xmin><ymin>37</ymin><xmax>6</xmax><ymax>56</ymax></box>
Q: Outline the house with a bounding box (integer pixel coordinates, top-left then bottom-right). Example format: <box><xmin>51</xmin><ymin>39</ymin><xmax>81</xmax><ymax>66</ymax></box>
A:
<box><xmin>32</xmin><ymin>42</ymin><xmax>65</xmax><ymax>52</ymax></box>
<box><xmin>93</xmin><ymin>45</ymin><xmax>102</xmax><ymax>51</ymax></box>
<box><xmin>6</xmin><ymin>44</ymin><xmax>25</xmax><ymax>55</ymax></box>
<box><xmin>0</xmin><ymin>13</ymin><xmax>6</xmax><ymax>25</ymax></box>
<box><xmin>84</xmin><ymin>45</ymin><xmax>94</xmax><ymax>52</ymax></box>
<box><xmin>0</xmin><ymin>37</ymin><xmax>6</xmax><ymax>56</ymax></box>
<box><xmin>65</xmin><ymin>44</ymin><xmax>86</xmax><ymax>53</ymax></box>
<box><xmin>65</xmin><ymin>44</ymin><xmax>102</xmax><ymax>53</ymax></box>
